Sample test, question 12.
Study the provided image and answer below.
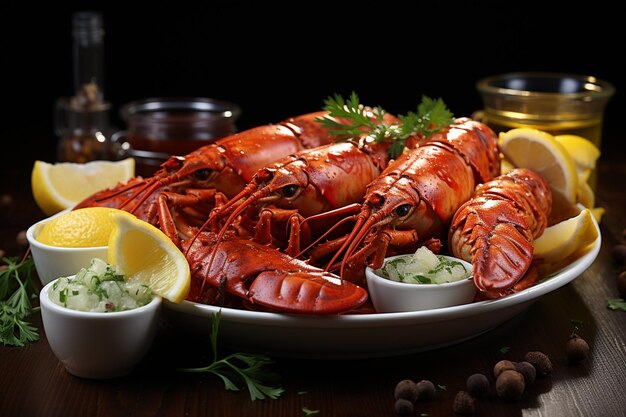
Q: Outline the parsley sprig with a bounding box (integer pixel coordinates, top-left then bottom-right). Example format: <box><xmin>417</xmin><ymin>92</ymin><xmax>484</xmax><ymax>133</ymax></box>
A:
<box><xmin>179</xmin><ymin>310</ymin><xmax>285</xmax><ymax>401</ymax></box>
<box><xmin>0</xmin><ymin>255</ymin><xmax>40</xmax><ymax>347</ymax></box>
<box><xmin>316</xmin><ymin>91</ymin><xmax>454</xmax><ymax>158</ymax></box>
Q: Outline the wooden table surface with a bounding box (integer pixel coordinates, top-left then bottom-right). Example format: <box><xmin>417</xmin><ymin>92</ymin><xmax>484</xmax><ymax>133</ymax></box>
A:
<box><xmin>1</xmin><ymin>136</ymin><xmax>625</xmax><ymax>417</ymax></box>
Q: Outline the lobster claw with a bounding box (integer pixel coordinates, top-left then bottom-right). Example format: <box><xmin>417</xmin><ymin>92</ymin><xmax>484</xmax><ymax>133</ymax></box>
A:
<box><xmin>248</xmin><ymin>271</ymin><xmax>368</xmax><ymax>314</ymax></box>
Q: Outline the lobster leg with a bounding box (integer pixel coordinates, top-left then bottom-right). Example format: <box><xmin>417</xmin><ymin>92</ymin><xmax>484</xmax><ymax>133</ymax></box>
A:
<box><xmin>157</xmin><ymin>189</ymin><xmax>230</xmax><ymax>246</ymax></box>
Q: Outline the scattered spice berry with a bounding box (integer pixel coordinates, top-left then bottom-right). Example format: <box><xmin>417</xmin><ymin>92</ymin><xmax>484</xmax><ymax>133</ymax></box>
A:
<box><xmin>523</xmin><ymin>351</ymin><xmax>553</xmax><ymax>377</ymax></box>
<box><xmin>515</xmin><ymin>361</ymin><xmax>536</xmax><ymax>385</ymax></box>
<box><xmin>416</xmin><ymin>379</ymin><xmax>436</xmax><ymax>402</ymax></box>
<box><xmin>16</xmin><ymin>230</ymin><xmax>28</xmax><ymax>247</ymax></box>
<box><xmin>495</xmin><ymin>370</ymin><xmax>525</xmax><ymax>401</ymax></box>
<box><xmin>566</xmin><ymin>334</ymin><xmax>590</xmax><ymax>364</ymax></box>
<box><xmin>493</xmin><ymin>359</ymin><xmax>516</xmax><ymax>378</ymax></box>
<box><xmin>394</xmin><ymin>398</ymin><xmax>414</xmax><ymax>415</ymax></box>
<box><xmin>612</xmin><ymin>244</ymin><xmax>626</xmax><ymax>263</ymax></box>
<box><xmin>452</xmin><ymin>390</ymin><xmax>475</xmax><ymax>415</ymax></box>
<box><xmin>0</xmin><ymin>193</ymin><xmax>12</xmax><ymax>206</ymax></box>
<box><xmin>394</xmin><ymin>379</ymin><xmax>418</xmax><ymax>402</ymax></box>
<box><xmin>466</xmin><ymin>373</ymin><xmax>489</xmax><ymax>398</ymax></box>
<box><xmin>617</xmin><ymin>271</ymin><xmax>626</xmax><ymax>298</ymax></box>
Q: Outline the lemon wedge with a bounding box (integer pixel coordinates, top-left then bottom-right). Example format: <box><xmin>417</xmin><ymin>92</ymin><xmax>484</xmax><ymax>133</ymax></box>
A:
<box><xmin>533</xmin><ymin>208</ymin><xmax>599</xmax><ymax>265</ymax></box>
<box><xmin>108</xmin><ymin>211</ymin><xmax>190</xmax><ymax>303</ymax></box>
<box><xmin>36</xmin><ymin>207</ymin><xmax>126</xmax><ymax>248</ymax></box>
<box><xmin>554</xmin><ymin>134</ymin><xmax>600</xmax><ymax>182</ymax></box>
<box><xmin>498</xmin><ymin>128</ymin><xmax>579</xmax><ymax>205</ymax></box>
<box><xmin>32</xmin><ymin>158</ymin><xmax>135</xmax><ymax>216</ymax></box>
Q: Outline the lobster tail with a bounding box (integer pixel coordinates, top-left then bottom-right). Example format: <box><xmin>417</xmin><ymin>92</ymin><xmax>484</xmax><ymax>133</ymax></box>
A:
<box><xmin>448</xmin><ymin>168</ymin><xmax>552</xmax><ymax>298</ymax></box>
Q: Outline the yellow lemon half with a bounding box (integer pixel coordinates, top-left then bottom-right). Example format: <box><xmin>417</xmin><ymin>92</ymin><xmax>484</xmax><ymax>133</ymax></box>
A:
<box><xmin>32</xmin><ymin>158</ymin><xmax>135</xmax><ymax>216</ymax></box>
<box><xmin>498</xmin><ymin>128</ymin><xmax>578</xmax><ymax>205</ymax></box>
<box><xmin>108</xmin><ymin>211</ymin><xmax>190</xmax><ymax>303</ymax></box>
<box><xmin>533</xmin><ymin>208</ymin><xmax>599</xmax><ymax>265</ymax></box>
<box><xmin>36</xmin><ymin>207</ymin><xmax>126</xmax><ymax>248</ymax></box>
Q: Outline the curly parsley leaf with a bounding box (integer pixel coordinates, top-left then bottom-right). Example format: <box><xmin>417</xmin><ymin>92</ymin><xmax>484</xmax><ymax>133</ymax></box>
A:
<box><xmin>179</xmin><ymin>310</ymin><xmax>285</xmax><ymax>401</ymax></box>
<box><xmin>317</xmin><ymin>91</ymin><xmax>454</xmax><ymax>158</ymax></box>
<box><xmin>0</xmin><ymin>255</ymin><xmax>40</xmax><ymax>347</ymax></box>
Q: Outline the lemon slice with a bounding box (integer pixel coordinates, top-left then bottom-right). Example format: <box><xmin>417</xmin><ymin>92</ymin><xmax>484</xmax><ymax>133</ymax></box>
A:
<box><xmin>32</xmin><ymin>158</ymin><xmax>135</xmax><ymax>216</ymax></box>
<box><xmin>554</xmin><ymin>134</ymin><xmax>600</xmax><ymax>181</ymax></box>
<box><xmin>498</xmin><ymin>128</ymin><xmax>578</xmax><ymax>205</ymax></box>
<box><xmin>533</xmin><ymin>208</ymin><xmax>599</xmax><ymax>265</ymax></box>
<box><xmin>108</xmin><ymin>211</ymin><xmax>190</xmax><ymax>303</ymax></box>
<box><xmin>37</xmin><ymin>207</ymin><xmax>126</xmax><ymax>248</ymax></box>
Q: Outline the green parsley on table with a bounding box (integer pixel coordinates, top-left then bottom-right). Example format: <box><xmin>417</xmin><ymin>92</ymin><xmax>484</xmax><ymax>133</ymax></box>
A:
<box><xmin>179</xmin><ymin>310</ymin><xmax>285</xmax><ymax>401</ymax></box>
<box><xmin>0</xmin><ymin>255</ymin><xmax>40</xmax><ymax>347</ymax></box>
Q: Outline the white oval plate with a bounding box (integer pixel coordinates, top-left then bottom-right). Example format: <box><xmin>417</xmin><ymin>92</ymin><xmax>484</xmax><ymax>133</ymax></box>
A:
<box><xmin>163</xmin><ymin>221</ymin><xmax>601</xmax><ymax>359</ymax></box>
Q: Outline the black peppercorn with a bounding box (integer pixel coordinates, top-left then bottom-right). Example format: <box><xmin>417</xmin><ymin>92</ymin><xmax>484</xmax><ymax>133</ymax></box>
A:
<box><xmin>495</xmin><ymin>369</ymin><xmax>525</xmax><ymax>401</ymax></box>
<box><xmin>394</xmin><ymin>379</ymin><xmax>418</xmax><ymax>402</ymax></box>
<box><xmin>466</xmin><ymin>373</ymin><xmax>489</xmax><ymax>398</ymax></box>
<box><xmin>515</xmin><ymin>361</ymin><xmax>536</xmax><ymax>385</ymax></box>
<box><xmin>416</xmin><ymin>379</ymin><xmax>436</xmax><ymax>402</ymax></box>
<box><xmin>524</xmin><ymin>351</ymin><xmax>553</xmax><ymax>377</ymax></box>
<box><xmin>452</xmin><ymin>390</ymin><xmax>475</xmax><ymax>415</ymax></box>
<box><xmin>394</xmin><ymin>398</ymin><xmax>414</xmax><ymax>415</ymax></box>
<box><xmin>566</xmin><ymin>334</ymin><xmax>590</xmax><ymax>364</ymax></box>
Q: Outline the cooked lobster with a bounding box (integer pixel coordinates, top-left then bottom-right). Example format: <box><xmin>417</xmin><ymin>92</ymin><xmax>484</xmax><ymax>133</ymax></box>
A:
<box><xmin>74</xmin><ymin>111</ymin><xmax>339</xmax><ymax>246</ymax></box>
<box><xmin>312</xmin><ymin>118</ymin><xmax>501</xmax><ymax>284</ymax></box>
<box><xmin>448</xmin><ymin>167</ymin><xmax>552</xmax><ymax>298</ymax></box>
<box><xmin>182</xmin><ymin>230</ymin><xmax>369</xmax><ymax>314</ymax></box>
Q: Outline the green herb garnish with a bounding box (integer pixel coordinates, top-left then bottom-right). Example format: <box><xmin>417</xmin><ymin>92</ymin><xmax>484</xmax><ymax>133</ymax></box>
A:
<box><xmin>0</xmin><ymin>255</ymin><xmax>40</xmax><ymax>347</ymax></box>
<box><xmin>317</xmin><ymin>91</ymin><xmax>454</xmax><ymax>158</ymax></box>
<box><xmin>179</xmin><ymin>310</ymin><xmax>285</xmax><ymax>401</ymax></box>
<box><xmin>302</xmin><ymin>407</ymin><xmax>320</xmax><ymax>416</ymax></box>
<box><xmin>607</xmin><ymin>298</ymin><xmax>626</xmax><ymax>311</ymax></box>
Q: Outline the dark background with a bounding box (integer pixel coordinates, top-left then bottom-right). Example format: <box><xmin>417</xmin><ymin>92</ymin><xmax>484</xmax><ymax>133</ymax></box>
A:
<box><xmin>2</xmin><ymin>1</ymin><xmax>624</xmax><ymax>167</ymax></box>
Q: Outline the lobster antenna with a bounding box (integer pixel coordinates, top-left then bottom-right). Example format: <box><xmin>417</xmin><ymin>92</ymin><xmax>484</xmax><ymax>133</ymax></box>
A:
<box><xmin>324</xmin><ymin>206</ymin><xmax>371</xmax><ymax>273</ymax></box>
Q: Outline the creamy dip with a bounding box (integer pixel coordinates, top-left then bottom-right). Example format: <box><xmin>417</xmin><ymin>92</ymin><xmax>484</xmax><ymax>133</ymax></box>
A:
<box><xmin>49</xmin><ymin>258</ymin><xmax>152</xmax><ymax>312</ymax></box>
<box><xmin>378</xmin><ymin>246</ymin><xmax>470</xmax><ymax>284</ymax></box>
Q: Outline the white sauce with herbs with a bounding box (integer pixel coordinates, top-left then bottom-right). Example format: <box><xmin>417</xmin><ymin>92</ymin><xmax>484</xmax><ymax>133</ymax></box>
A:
<box><xmin>49</xmin><ymin>258</ymin><xmax>152</xmax><ymax>312</ymax></box>
<box><xmin>377</xmin><ymin>247</ymin><xmax>470</xmax><ymax>284</ymax></box>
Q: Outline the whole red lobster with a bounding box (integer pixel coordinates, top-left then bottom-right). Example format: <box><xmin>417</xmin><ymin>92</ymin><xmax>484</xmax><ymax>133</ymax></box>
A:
<box><xmin>74</xmin><ymin>111</ymin><xmax>338</xmax><ymax>246</ymax></box>
<box><xmin>448</xmin><ymin>167</ymin><xmax>552</xmax><ymax>299</ymax></box>
<box><xmin>312</xmin><ymin>118</ymin><xmax>501</xmax><ymax>285</ymax></box>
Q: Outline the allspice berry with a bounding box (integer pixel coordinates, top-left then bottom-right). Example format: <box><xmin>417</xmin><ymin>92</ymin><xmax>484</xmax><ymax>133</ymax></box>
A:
<box><xmin>495</xmin><ymin>370</ymin><xmax>525</xmax><ymax>401</ymax></box>
<box><xmin>466</xmin><ymin>373</ymin><xmax>490</xmax><ymax>398</ymax></box>
<box><xmin>394</xmin><ymin>379</ymin><xmax>418</xmax><ymax>402</ymax></box>
<box><xmin>617</xmin><ymin>270</ymin><xmax>626</xmax><ymax>298</ymax></box>
<box><xmin>452</xmin><ymin>390</ymin><xmax>475</xmax><ymax>415</ymax></box>
<box><xmin>566</xmin><ymin>334</ymin><xmax>590</xmax><ymax>364</ymax></box>
<box><xmin>524</xmin><ymin>351</ymin><xmax>553</xmax><ymax>377</ymax></box>
<box><xmin>416</xmin><ymin>379</ymin><xmax>436</xmax><ymax>402</ymax></box>
<box><xmin>515</xmin><ymin>361</ymin><xmax>536</xmax><ymax>385</ymax></box>
<box><xmin>394</xmin><ymin>398</ymin><xmax>413</xmax><ymax>415</ymax></box>
<box><xmin>493</xmin><ymin>359</ymin><xmax>516</xmax><ymax>378</ymax></box>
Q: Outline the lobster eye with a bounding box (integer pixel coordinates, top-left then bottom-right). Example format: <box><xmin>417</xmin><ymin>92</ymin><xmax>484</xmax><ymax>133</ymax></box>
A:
<box><xmin>282</xmin><ymin>184</ymin><xmax>299</xmax><ymax>197</ymax></box>
<box><xmin>395</xmin><ymin>204</ymin><xmax>411</xmax><ymax>217</ymax></box>
<box><xmin>194</xmin><ymin>169</ymin><xmax>211</xmax><ymax>180</ymax></box>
